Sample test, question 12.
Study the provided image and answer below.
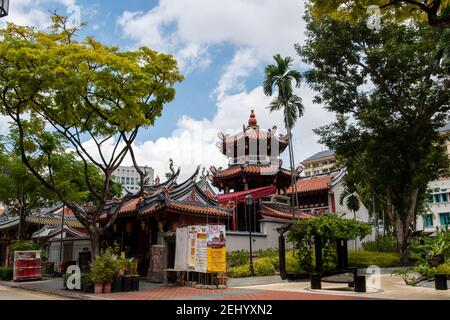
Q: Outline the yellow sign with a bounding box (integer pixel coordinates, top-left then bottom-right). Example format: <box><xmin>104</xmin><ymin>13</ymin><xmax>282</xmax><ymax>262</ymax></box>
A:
<box><xmin>207</xmin><ymin>247</ymin><xmax>226</xmax><ymax>273</ymax></box>
<box><xmin>206</xmin><ymin>225</ymin><xmax>226</xmax><ymax>273</ymax></box>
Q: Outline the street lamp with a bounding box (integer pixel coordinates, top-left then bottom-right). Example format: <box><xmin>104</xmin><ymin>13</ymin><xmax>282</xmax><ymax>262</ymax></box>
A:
<box><xmin>0</xmin><ymin>0</ymin><xmax>9</xmax><ymax>18</ymax></box>
<box><xmin>245</xmin><ymin>194</ymin><xmax>255</xmax><ymax>276</ymax></box>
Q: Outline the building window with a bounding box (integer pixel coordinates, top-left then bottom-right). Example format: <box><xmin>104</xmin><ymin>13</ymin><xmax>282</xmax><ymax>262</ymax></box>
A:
<box><xmin>126</xmin><ymin>177</ymin><xmax>130</xmax><ymax>184</ymax></box>
<box><xmin>424</xmin><ymin>214</ymin><xmax>434</xmax><ymax>228</ymax></box>
<box><xmin>439</xmin><ymin>213</ymin><xmax>450</xmax><ymax>226</ymax></box>
<box><xmin>434</xmin><ymin>194</ymin><xmax>440</xmax><ymax>203</ymax></box>
<box><xmin>441</xmin><ymin>193</ymin><xmax>449</xmax><ymax>203</ymax></box>
<box><xmin>121</xmin><ymin>177</ymin><xmax>125</xmax><ymax>184</ymax></box>
<box><xmin>130</xmin><ymin>177</ymin><xmax>134</xmax><ymax>185</ymax></box>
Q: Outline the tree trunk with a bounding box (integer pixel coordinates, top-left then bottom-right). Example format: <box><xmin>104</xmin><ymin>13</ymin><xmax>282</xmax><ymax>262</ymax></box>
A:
<box><xmin>17</xmin><ymin>211</ymin><xmax>27</xmax><ymax>240</ymax></box>
<box><xmin>394</xmin><ymin>192</ymin><xmax>418</xmax><ymax>262</ymax></box>
<box><xmin>88</xmin><ymin>226</ymin><xmax>101</xmax><ymax>258</ymax></box>
<box><xmin>394</xmin><ymin>217</ymin><xmax>410</xmax><ymax>262</ymax></box>
<box><xmin>286</xmin><ymin>126</ymin><xmax>297</xmax><ymax>220</ymax></box>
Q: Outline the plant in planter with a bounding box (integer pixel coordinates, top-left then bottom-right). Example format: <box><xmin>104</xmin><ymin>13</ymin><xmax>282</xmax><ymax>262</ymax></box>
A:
<box><xmin>129</xmin><ymin>258</ymin><xmax>140</xmax><ymax>291</ymax></box>
<box><xmin>435</xmin><ymin>262</ymin><xmax>450</xmax><ymax>290</ymax></box>
<box><xmin>90</xmin><ymin>249</ymin><xmax>115</xmax><ymax>293</ymax></box>
<box><xmin>112</xmin><ymin>256</ymin><xmax>128</xmax><ymax>293</ymax></box>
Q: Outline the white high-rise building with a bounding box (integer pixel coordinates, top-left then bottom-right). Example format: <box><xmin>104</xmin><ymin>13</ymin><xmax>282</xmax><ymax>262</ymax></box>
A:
<box><xmin>112</xmin><ymin>165</ymin><xmax>154</xmax><ymax>195</ymax></box>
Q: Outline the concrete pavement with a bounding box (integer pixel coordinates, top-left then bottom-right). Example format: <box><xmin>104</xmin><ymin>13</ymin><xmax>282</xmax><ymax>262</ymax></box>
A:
<box><xmin>237</xmin><ymin>274</ymin><xmax>450</xmax><ymax>300</ymax></box>
<box><xmin>0</xmin><ymin>284</ymin><xmax>68</xmax><ymax>300</ymax></box>
<box><xmin>0</xmin><ymin>274</ymin><xmax>449</xmax><ymax>300</ymax></box>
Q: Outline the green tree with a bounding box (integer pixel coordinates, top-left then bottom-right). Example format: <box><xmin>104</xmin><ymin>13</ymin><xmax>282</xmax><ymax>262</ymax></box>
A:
<box><xmin>0</xmin><ymin>142</ymin><xmax>56</xmax><ymax>240</ymax></box>
<box><xmin>308</xmin><ymin>0</ymin><xmax>450</xmax><ymax>28</ymax></box>
<box><xmin>263</xmin><ymin>54</ymin><xmax>304</xmax><ymax>218</ymax></box>
<box><xmin>0</xmin><ymin>15</ymin><xmax>183</xmax><ymax>256</ymax></box>
<box><xmin>0</xmin><ymin>125</ymin><xmax>122</xmax><ymax>240</ymax></box>
<box><xmin>298</xmin><ymin>17</ymin><xmax>449</xmax><ymax>261</ymax></box>
<box><xmin>339</xmin><ymin>183</ymin><xmax>360</xmax><ymax>221</ymax></box>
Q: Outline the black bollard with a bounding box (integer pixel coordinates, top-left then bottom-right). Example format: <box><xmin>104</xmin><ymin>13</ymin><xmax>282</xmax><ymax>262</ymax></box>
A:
<box><xmin>279</xmin><ymin>234</ymin><xmax>287</xmax><ymax>280</ymax></box>
<box><xmin>310</xmin><ymin>272</ymin><xmax>321</xmax><ymax>289</ymax></box>
<box><xmin>354</xmin><ymin>275</ymin><xmax>366</xmax><ymax>292</ymax></box>
<box><xmin>435</xmin><ymin>275</ymin><xmax>448</xmax><ymax>291</ymax></box>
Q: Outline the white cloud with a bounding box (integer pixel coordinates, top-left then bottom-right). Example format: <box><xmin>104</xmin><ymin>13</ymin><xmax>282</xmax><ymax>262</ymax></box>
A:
<box><xmin>83</xmin><ymin>84</ymin><xmax>334</xmax><ymax>181</ymax></box>
<box><xmin>0</xmin><ymin>0</ymin><xmax>81</xmax><ymax>30</ymax></box>
<box><xmin>110</xmin><ymin>0</ymin><xmax>335</xmax><ymax>181</ymax></box>
<box><xmin>211</xmin><ymin>48</ymin><xmax>258</xmax><ymax>101</ymax></box>
<box><xmin>117</xmin><ymin>0</ymin><xmax>306</xmax><ymax>72</ymax></box>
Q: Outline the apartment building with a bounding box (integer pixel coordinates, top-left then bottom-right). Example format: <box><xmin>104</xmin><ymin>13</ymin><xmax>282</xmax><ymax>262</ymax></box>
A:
<box><xmin>301</xmin><ymin>150</ymin><xmax>337</xmax><ymax>176</ymax></box>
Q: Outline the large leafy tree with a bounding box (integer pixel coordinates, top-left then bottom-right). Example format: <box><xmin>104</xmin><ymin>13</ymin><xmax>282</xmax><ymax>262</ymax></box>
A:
<box><xmin>0</xmin><ymin>16</ymin><xmax>183</xmax><ymax>256</ymax></box>
<box><xmin>308</xmin><ymin>0</ymin><xmax>450</xmax><ymax>28</ymax></box>
<box><xmin>263</xmin><ymin>54</ymin><xmax>304</xmax><ymax>218</ymax></box>
<box><xmin>298</xmin><ymin>17</ymin><xmax>449</xmax><ymax>260</ymax></box>
<box><xmin>0</xmin><ymin>142</ymin><xmax>56</xmax><ymax>240</ymax></box>
<box><xmin>0</xmin><ymin>126</ymin><xmax>121</xmax><ymax>240</ymax></box>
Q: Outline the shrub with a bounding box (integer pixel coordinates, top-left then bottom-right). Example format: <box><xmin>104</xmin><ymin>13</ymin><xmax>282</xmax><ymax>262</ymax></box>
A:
<box><xmin>227</xmin><ymin>265</ymin><xmax>250</xmax><ymax>278</ymax></box>
<box><xmin>254</xmin><ymin>258</ymin><xmax>275</xmax><ymax>276</ymax></box>
<box><xmin>415</xmin><ymin>262</ymin><xmax>436</xmax><ymax>277</ymax></box>
<box><xmin>348</xmin><ymin>251</ymin><xmax>401</xmax><ymax>268</ymax></box>
<box><xmin>63</xmin><ymin>272</ymin><xmax>93</xmax><ymax>292</ymax></box>
<box><xmin>256</xmin><ymin>248</ymin><xmax>279</xmax><ymax>259</ymax></box>
<box><xmin>9</xmin><ymin>240</ymin><xmax>41</xmax><ymax>252</ymax></box>
<box><xmin>285</xmin><ymin>252</ymin><xmax>303</xmax><ymax>273</ymax></box>
<box><xmin>227</xmin><ymin>250</ymin><xmax>249</xmax><ymax>268</ymax></box>
<box><xmin>90</xmin><ymin>249</ymin><xmax>116</xmax><ymax>284</ymax></box>
<box><xmin>0</xmin><ymin>267</ymin><xmax>13</xmax><ymax>281</ymax></box>
<box><xmin>81</xmin><ymin>273</ymin><xmax>94</xmax><ymax>292</ymax></box>
<box><xmin>436</xmin><ymin>262</ymin><xmax>450</xmax><ymax>276</ymax></box>
<box><xmin>362</xmin><ymin>235</ymin><xmax>398</xmax><ymax>253</ymax></box>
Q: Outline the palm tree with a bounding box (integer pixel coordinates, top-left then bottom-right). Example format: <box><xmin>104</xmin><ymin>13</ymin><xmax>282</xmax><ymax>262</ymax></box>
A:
<box><xmin>339</xmin><ymin>185</ymin><xmax>361</xmax><ymax>250</ymax></box>
<box><xmin>263</xmin><ymin>54</ymin><xmax>304</xmax><ymax>220</ymax></box>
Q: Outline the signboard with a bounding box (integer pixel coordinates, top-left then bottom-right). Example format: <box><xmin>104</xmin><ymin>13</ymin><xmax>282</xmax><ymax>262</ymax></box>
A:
<box><xmin>194</xmin><ymin>226</ymin><xmax>207</xmax><ymax>273</ymax></box>
<box><xmin>175</xmin><ymin>225</ymin><xmax>227</xmax><ymax>273</ymax></box>
<box><xmin>206</xmin><ymin>225</ymin><xmax>226</xmax><ymax>273</ymax></box>
<box><xmin>188</xmin><ymin>226</ymin><xmax>197</xmax><ymax>268</ymax></box>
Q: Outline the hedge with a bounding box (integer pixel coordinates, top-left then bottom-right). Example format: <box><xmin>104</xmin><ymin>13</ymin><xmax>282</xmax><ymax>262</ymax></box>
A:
<box><xmin>348</xmin><ymin>251</ymin><xmax>401</xmax><ymax>268</ymax></box>
<box><xmin>227</xmin><ymin>264</ymin><xmax>250</xmax><ymax>278</ymax></box>
<box><xmin>254</xmin><ymin>258</ymin><xmax>275</xmax><ymax>276</ymax></box>
<box><xmin>0</xmin><ymin>267</ymin><xmax>13</xmax><ymax>281</ymax></box>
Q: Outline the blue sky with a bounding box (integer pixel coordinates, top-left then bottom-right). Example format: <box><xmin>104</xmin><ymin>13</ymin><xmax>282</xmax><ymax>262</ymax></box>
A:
<box><xmin>1</xmin><ymin>0</ymin><xmax>335</xmax><ymax>179</ymax></box>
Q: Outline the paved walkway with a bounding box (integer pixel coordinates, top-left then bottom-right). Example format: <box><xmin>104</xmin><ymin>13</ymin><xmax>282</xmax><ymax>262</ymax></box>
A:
<box><xmin>237</xmin><ymin>274</ymin><xmax>450</xmax><ymax>300</ymax></box>
<box><xmin>1</xmin><ymin>274</ymin><xmax>449</xmax><ymax>300</ymax></box>
<box><xmin>0</xmin><ymin>284</ymin><xmax>68</xmax><ymax>300</ymax></box>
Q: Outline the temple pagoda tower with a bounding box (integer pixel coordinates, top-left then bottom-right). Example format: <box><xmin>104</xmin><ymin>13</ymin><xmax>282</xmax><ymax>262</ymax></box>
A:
<box><xmin>210</xmin><ymin>110</ymin><xmax>304</xmax><ymax>232</ymax></box>
<box><xmin>210</xmin><ymin>110</ymin><xmax>296</xmax><ymax>194</ymax></box>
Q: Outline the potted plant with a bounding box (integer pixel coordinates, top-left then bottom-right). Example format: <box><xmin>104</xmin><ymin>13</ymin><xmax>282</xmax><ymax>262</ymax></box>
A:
<box><xmin>129</xmin><ymin>258</ymin><xmax>140</xmax><ymax>291</ymax></box>
<box><xmin>112</xmin><ymin>257</ymin><xmax>127</xmax><ymax>292</ymax></box>
<box><xmin>435</xmin><ymin>262</ymin><xmax>450</xmax><ymax>291</ymax></box>
<box><xmin>90</xmin><ymin>249</ymin><xmax>115</xmax><ymax>294</ymax></box>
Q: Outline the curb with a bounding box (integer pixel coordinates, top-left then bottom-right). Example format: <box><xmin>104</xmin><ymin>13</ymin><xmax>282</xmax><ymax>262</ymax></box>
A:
<box><xmin>228</xmin><ymin>275</ymin><xmax>288</xmax><ymax>287</ymax></box>
<box><xmin>0</xmin><ymin>280</ymin><xmax>108</xmax><ymax>300</ymax></box>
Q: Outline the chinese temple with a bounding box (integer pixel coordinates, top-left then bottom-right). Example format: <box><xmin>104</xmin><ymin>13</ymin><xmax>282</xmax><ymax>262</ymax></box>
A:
<box><xmin>0</xmin><ymin>204</ymin><xmax>88</xmax><ymax>268</ymax></box>
<box><xmin>210</xmin><ymin>110</ymin><xmax>310</xmax><ymax>251</ymax></box>
<box><xmin>100</xmin><ymin>165</ymin><xmax>231</xmax><ymax>277</ymax></box>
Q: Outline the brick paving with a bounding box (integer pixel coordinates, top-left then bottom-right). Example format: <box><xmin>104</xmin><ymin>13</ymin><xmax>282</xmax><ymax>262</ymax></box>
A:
<box><xmin>102</xmin><ymin>285</ymin><xmax>375</xmax><ymax>300</ymax></box>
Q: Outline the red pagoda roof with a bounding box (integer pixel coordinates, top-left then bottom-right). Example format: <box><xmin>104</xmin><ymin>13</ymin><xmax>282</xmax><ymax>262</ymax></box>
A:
<box><xmin>287</xmin><ymin>175</ymin><xmax>332</xmax><ymax>194</ymax></box>
<box><xmin>109</xmin><ymin>166</ymin><xmax>230</xmax><ymax>219</ymax></box>
<box><xmin>259</xmin><ymin>204</ymin><xmax>313</xmax><ymax>221</ymax></box>
<box><xmin>217</xmin><ymin>110</ymin><xmax>289</xmax><ymax>156</ymax></box>
<box><xmin>211</xmin><ymin>164</ymin><xmax>293</xmax><ymax>179</ymax></box>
